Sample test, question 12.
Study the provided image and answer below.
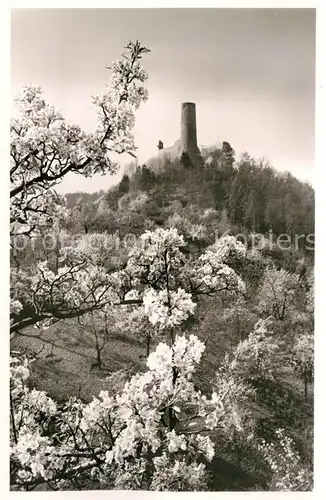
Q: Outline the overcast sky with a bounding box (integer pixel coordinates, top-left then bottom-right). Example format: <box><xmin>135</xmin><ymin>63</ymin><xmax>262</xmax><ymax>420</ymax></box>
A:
<box><xmin>11</xmin><ymin>8</ymin><xmax>315</xmax><ymax>192</ymax></box>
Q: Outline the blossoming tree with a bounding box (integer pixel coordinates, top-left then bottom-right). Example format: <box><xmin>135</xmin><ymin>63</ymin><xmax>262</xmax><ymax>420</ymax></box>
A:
<box><xmin>11</xmin><ymin>315</ymin><xmax>312</xmax><ymax>491</ymax></box>
<box><xmin>10</xmin><ymin>40</ymin><xmax>150</xmax><ymax>238</ymax></box>
<box><xmin>291</xmin><ymin>332</ymin><xmax>314</xmax><ymax>400</ymax></box>
<box><xmin>257</xmin><ymin>268</ymin><xmax>302</xmax><ymax>321</ymax></box>
<box><xmin>10</xmin><ymin>40</ymin><xmax>253</xmax><ymax>490</ymax></box>
<box><xmin>10</xmin><ymin>318</ymin><xmax>251</xmax><ymax>490</ymax></box>
<box><xmin>10</xmin><ymin>40</ymin><xmax>313</xmax><ymax>492</ymax></box>
<box><xmin>10</xmin><ymin>40</ymin><xmax>150</xmax><ymax>332</ymax></box>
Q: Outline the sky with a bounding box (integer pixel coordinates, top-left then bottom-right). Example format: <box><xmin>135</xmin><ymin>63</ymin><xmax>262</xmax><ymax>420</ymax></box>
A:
<box><xmin>11</xmin><ymin>8</ymin><xmax>316</xmax><ymax>193</ymax></box>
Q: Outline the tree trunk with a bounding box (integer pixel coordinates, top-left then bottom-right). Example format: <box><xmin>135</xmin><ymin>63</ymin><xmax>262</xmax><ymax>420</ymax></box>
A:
<box><xmin>10</xmin><ymin>389</ymin><xmax>18</xmax><ymax>444</ymax></box>
<box><xmin>54</xmin><ymin>239</ymin><xmax>60</xmax><ymax>273</ymax></box>
<box><xmin>304</xmin><ymin>375</ymin><xmax>308</xmax><ymax>401</ymax></box>
<box><xmin>97</xmin><ymin>349</ymin><xmax>102</xmax><ymax>370</ymax></box>
<box><xmin>236</xmin><ymin>312</ymin><xmax>241</xmax><ymax>341</ymax></box>
<box><xmin>234</xmin><ymin>443</ymin><xmax>241</xmax><ymax>466</ymax></box>
<box><xmin>94</xmin><ymin>331</ymin><xmax>102</xmax><ymax>370</ymax></box>
<box><xmin>146</xmin><ymin>333</ymin><xmax>151</xmax><ymax>357</ymax></box>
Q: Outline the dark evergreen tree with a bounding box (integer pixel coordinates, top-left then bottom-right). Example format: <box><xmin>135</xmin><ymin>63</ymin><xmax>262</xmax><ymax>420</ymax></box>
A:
<box><xmin>118</xmin><ymin>174</ymin><xmax>130</xmax><ymax>194</ymax></box>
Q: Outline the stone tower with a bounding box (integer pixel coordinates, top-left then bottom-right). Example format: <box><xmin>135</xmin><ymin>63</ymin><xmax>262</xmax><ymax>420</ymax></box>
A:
<box><xmin>147</xmin><ymin>102</ymin><xmax>201</xmax><ymax>171</ymax></box>
<box><xmin>180</xmin><ymin>102</ymin><xmax>200</xmax><ymax>158</ymax></box>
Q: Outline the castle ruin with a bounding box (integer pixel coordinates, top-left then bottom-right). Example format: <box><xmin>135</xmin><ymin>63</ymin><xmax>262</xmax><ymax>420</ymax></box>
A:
<box><xmin>149</xmin><ymin>102</ymin><xmax>201</xmax><ymax>170</ymax></box>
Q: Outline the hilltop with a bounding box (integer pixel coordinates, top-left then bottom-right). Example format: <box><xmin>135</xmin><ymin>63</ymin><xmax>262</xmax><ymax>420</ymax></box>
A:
<box><xmin>65</xmin><ymin>143</ymin><xmax>314</xmax><ymax>266</ymax></box>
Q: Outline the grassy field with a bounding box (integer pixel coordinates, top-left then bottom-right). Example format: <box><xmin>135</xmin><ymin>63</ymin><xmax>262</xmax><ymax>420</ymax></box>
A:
<box><xmin>10</xmin><ymin>300</ymin><xmax>237</xmax><ymax>404</ymax></box>
<box><xmin>10</xmin><ymin>298</ymin><xmax>313</xmax><ymax>407</ymax></box>
<box><xmin>11</xmin><ymin>319</ymin><xmax>146</xmax><ymax>402</ymax></box>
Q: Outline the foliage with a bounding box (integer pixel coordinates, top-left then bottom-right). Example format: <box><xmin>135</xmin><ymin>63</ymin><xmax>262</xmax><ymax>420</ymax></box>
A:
<box><xmin>257</xmin><ymin>268</ymin><xmax>302</xmax><ymax>320</ymax></box>
<box><xmin>10</xmin><ymin>329</ymin><xmax>250</xmax><ymax>490</ymax></box>
<box><xmin>305</xmin><ymin>268</ymin><xmax>314</xmax><ymax>316</ymax></box>
<box><xmin>10</xmin><ymin>40</ymin><xmax>150</xmax><ymax>238</ymax></box>
<box><xmin>223</xmin><ymin>319</ymin><xmax>281</xmax><ymax>385</ymax></box>
<box><xmin>291</xmin><ymin>332</ymin><xmax>314</xmax><ymax>400</ymax></box>
<box><xmin>71</xmin><ymin>143</ymin><xmax>314</xmax><ymax>259</ymax></box>
<box><xmin>11</xmin><ymin>315</ymin><xmax>313</xmax><ymax>491</ymax></box>
<box><xmin>258</xmin><ymin>429</ymin><xmax>313</xmax><ymax>491</ymax></box>
<box><xmin>10</xmin><ymin>39</ymin><xmax>314</xmax><ymax>493</ymax></box>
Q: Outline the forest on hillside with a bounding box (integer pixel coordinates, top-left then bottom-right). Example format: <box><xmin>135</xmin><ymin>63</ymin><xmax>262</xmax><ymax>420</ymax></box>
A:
<box><xmin>66</xmin><ymin>143</ymin><xmax>314</xmax><ymax>246</ymax></box>
<box><xmin>64</xmin><ymin>142</ymin><xmax>314</xmax><ymax>273</ymax></box>
<box><xmin>10</xmin><ymin>41</ymin><xmax>314</xmax><ymax>492</ymax></box>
